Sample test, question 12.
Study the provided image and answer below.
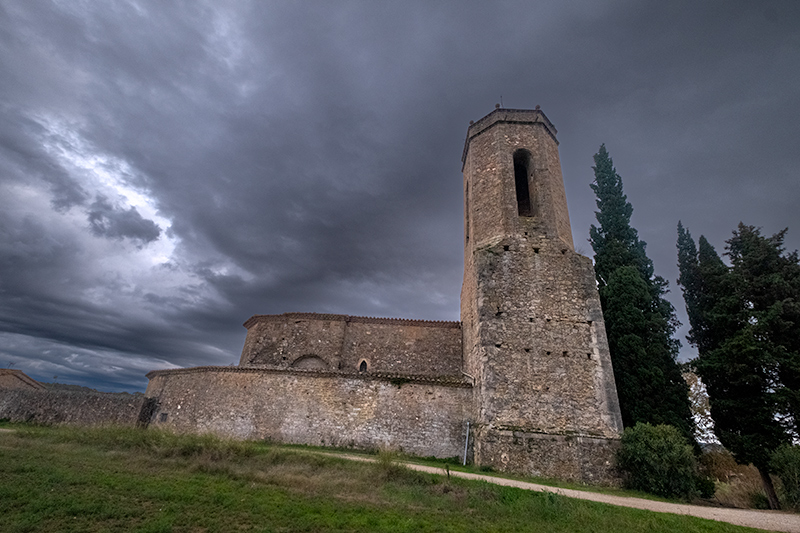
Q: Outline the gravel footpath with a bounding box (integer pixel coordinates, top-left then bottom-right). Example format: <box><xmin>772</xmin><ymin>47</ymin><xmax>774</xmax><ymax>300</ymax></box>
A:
<box><xmin>324</xmin><ymin>453</ymin><xmax>800</xmax><ymax>533</ymax></box>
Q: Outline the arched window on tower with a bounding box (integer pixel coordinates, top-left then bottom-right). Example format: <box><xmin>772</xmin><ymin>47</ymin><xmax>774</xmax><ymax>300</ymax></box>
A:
<box><xmin>513</xmin><ymin>149</ymin><xmax>533</xmax><ymax>217</ymax></box>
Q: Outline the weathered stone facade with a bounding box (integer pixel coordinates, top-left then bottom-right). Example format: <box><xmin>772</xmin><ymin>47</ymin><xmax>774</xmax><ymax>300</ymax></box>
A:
<box><xmin>239</xmin><ymin>313</ymin><xmax>462</xmax><ymax>378</ymax></box>
<box><xmin>144</xmin><ymin>107</ymin><xmax>623</xmax><ymax>484</ymax></box>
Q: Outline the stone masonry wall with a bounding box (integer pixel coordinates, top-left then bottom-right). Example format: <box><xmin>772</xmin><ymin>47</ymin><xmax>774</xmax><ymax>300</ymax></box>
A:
<box><xmin>0</xmin><ymin>388</ymin><xmax>146</xmax><ymax>426</ymax></box>
<box><xmin>240</xmin><ymin>313</ymin><xmax>348</xmax><ymax>369</ymax></box>
<box><xmin>239</xmin><ymin>313</ymin><xmax>462</xmax><ymax>378</ymax></box>
<box><xmin>473</xmin><ymin>230</ymin><xmax>622</xmax><ymax>437</ymax></box>
<box><xmin>467</xmin><ymin>234</ymin><xmax>622</xmax><ymax>485</ymax></box>
<box><xmin>340</xmin><ymin>318</ymin><xmax>462</xmax><ymax>376</ymax></box>
<box><xmin>145</xmin><ymin>366</ymin><xmax>472</xmax><ymax>458</ymax></box>
<box><xmin>474</xmin><ymin>427</ymin><xmax>620</xmax><ymax>485</ymax></box>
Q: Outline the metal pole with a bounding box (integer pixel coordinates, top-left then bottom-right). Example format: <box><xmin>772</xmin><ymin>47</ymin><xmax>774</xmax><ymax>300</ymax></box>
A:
<box><xmin>463</xmin><ymin>421</ymin><xmax>470</xmax><ymax>466</ymax></box>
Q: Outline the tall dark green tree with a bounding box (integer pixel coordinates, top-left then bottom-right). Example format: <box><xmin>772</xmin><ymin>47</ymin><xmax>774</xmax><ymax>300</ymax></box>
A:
<box><xmin>589</xmin><ymin>145</ymin><xmax>694</xmax><ymax>443</ymax></box>
<box><xmin>677</xmin><ymin>223</ymin><xmax>800</xmax><ymax>509</ymax></box>
<box><xmin>677</xmin><ymin>224</ymin><xmax>737</xmax><ymax>356</ymax></box>
<box><xmin>728</xmin><ymin>226</ymin><xmax>800</xmax><ymax>431</ymax></box>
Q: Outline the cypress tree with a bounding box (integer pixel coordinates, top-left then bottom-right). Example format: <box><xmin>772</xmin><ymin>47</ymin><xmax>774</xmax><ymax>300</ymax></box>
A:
<box><xmin>677</xmin><ymin>224</ymin><xmax>735</xmax><ymax>355</ymax></box>
<box><xmin>728</xmin><ymin>226</ymin><xmax>800</xmax><ymax>431</ymax></box>
<box><xmin>589</xmin><ymin>146</ymin><xmax>694</xmax><ymax>442</ymax></box>
<box><xmin>677</xmin><ymin>223</ymin><xmax>702</xmax><ymax>348</ymax></box>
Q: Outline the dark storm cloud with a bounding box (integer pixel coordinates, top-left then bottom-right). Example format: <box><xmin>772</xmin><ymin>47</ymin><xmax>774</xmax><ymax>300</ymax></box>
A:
<box><xmin>1</xmin><ymin>0</ymin><xmax>798</xmax><ymax>390</ymax></box>
<box><xmin>87</xmin><ymin>195</ymin><xmax>161</xmax><ymax>244</ymax></box>
<box><xmin>0</xmin><ymin>110</ymin><xmax>89</xmax><ymax>210</ymax></box>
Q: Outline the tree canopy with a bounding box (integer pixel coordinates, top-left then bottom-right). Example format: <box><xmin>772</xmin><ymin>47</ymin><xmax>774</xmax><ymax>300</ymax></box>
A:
<box><xmin>677</xmin><ymin>222</ymin><xmax>800</xmax><ymax>509</ymax></box>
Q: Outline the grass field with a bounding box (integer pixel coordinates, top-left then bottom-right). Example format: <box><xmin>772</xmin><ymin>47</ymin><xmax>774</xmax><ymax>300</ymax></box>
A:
<box><xmin>0</xmin><ymin>423</ymin><xmax>764</xmax><ymax>532</ymax></box>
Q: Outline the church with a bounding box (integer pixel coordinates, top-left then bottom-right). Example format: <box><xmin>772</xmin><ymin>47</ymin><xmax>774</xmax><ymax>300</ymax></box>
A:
<box><xmin>144</xmin><ymin>107</ymin><xmax>623</xmax><ymax>484</ymax></box>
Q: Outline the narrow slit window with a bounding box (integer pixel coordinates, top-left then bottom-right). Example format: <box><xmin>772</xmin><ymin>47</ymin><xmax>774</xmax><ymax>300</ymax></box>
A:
<box><xmin>513</xmin><ymin>150</ymin><xmax>533</xmax><ymax>217</ymax></box>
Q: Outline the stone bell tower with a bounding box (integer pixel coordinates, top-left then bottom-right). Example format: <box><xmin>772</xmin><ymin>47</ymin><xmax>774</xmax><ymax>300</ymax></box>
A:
<box><xmin>461</xmin><ymin>107</ymin><xmax>623</xmax><ymax>483</ymax></box>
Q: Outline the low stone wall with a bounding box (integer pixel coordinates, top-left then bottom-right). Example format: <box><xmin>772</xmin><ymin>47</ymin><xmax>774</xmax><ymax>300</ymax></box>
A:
<box><xmin>474</xmin><ymin>426</ymin><xmax>620</xmax><ymax>485</ymax></box>
<box><xmin>0</xmin><ymin>388</ymin><xmax>146</xmax><ymax>426</ymax></box>
<box><xmin>145</xmin><ymin>366</ymin><xmax>473</xmax><ymax>458</ymax></box>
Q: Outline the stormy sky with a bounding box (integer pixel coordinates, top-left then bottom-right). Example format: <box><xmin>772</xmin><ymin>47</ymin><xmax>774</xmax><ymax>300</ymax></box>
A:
<box><xmin>1</xmin><ymin>1</ymin><xmax>798</xmax><ymax>392</ymax></box>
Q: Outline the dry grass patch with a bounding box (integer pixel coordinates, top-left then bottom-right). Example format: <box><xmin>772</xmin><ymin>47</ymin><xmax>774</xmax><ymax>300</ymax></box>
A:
<box><xmin>699</xmin><ymin>450</ymin><xmax>771</xmax><ymax>509</ymax></box>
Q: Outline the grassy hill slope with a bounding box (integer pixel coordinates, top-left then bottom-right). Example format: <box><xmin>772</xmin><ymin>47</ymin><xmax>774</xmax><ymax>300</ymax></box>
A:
<box><xmin>0</xmin><ymin>424</ymin><xmax>762</xmax><ymax>533</ymax></box>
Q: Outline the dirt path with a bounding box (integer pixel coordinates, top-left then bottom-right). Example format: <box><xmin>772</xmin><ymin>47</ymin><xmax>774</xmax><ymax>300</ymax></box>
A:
<box><xmin>321</xmin><ymin>453</ymin><xmax>800</xmax><ymax>533</ymax></box>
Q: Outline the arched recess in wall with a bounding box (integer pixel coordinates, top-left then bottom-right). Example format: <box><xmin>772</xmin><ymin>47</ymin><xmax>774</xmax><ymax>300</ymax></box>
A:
<box><xmin>513</xmin><ymin>149</ymin><xmax>535</xmax><ymax>217</ymax></box>
<box><xmin>290</xmin><ymin>354</ymin><xmax>328</xmax><ymax>370</ymax></box>
<box><xmin>358</xmin><ymin>359</ymin><xmax>368</xmax><ymax>373</ymax></box>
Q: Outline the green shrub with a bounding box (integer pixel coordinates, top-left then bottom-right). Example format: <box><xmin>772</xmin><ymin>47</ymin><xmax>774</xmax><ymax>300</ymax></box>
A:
<box><xmin>750</xmin><ymin>491</ymin><xmax>771</xmax><ymax>509</ymax></box>
<box><xmin>695</xmin><ymin>475</ymin><xmax>716</xmax><ymax>499</ymax></box>
<box><xmin>771</xmin><ymin>444</ymin><xmax>800</xmax><ymax>510</ymax></box>
<box><xmin>617</xmin><ymin>423</ymin><xmax>698</xmax><ymax>499</ymax></box>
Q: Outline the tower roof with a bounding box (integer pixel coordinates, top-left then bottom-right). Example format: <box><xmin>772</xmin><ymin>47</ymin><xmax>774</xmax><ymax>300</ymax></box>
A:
<box><xmin>462</xmin><ymin>107</ymin><xmax>558</xmax><ymax>170</ymax></box>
